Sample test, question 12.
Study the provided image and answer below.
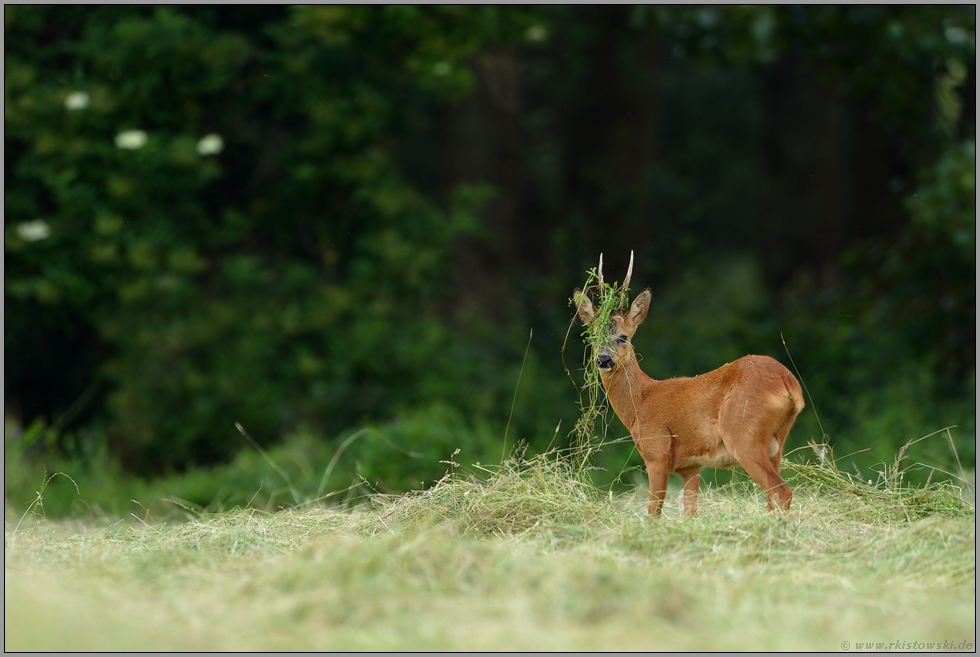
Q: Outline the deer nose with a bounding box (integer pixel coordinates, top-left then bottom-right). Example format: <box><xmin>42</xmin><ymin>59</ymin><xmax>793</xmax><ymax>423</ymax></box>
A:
<box><xmin>596</xmin><ymin>354</ymin><xmax>615</xmax><ymax>370</ymax></box>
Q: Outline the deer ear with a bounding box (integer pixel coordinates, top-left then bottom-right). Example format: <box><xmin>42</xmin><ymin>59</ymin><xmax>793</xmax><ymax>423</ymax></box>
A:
<box><xmin>573</xmin><ymin>288</ymin><xmax>595</xmax><ymax>324</ymax></box>
<box><xmin>627</xmin><ymin>288</ymin><xmax>652</xmax><ymax>325</ymax></box>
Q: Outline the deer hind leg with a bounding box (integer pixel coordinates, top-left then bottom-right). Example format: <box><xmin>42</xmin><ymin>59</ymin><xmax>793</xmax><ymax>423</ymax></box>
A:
<box><xmin>770</xmin><ymin>441</ymin><xmax>785</xmax><ymax>471</ymax></box>
<box><xmin>762</xmin><ymin>414</ymin><xmax>795</xmax><ymax>509</ymax></box>
<box><xmin>736</xmin><ymin>449</ymin><xmax>792</xmax><ymax>513</ymax></box>
<box><xmin>677</xmin><ymin>466</ymin><xmax>701</xmax><ymax>516</ymax></box>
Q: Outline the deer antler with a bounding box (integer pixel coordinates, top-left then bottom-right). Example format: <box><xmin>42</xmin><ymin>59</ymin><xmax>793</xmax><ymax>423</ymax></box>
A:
<box><xmin>622</xmin><ymin>250</ymin><xmax>634</xmax><ymax>293</ymax></box>
<box><xmin>597</xmin><ymin>253</ymin><xmax>604</xmax><ymax>290</ymax></box>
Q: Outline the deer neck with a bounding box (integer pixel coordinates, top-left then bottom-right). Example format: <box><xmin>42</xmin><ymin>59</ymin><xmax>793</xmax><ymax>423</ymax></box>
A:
<box><xmin>599</xmin><ymin>353</ymin><xmax>653</xmax><ymax>431</ymax></box>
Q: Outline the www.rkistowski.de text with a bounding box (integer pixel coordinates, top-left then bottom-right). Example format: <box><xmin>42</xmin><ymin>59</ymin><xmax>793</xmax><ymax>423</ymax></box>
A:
<box><xmin>841</xmin><ymin>640</ymin><xmax>974</xmax><ymax>651</ymax></box>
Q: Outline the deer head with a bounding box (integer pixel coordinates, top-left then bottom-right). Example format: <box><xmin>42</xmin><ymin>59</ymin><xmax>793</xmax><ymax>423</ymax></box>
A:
<box><xmin>573</xmin><ymin>279</ymin><xmax>652</xmax><ymax>373</ymax></box>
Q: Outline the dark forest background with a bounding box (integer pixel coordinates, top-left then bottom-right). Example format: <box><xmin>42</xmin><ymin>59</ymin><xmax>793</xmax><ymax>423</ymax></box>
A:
<box><xmin>5</xmin><ymin>6</ymin><xmax>975</xmax><ymax>515</ymax></box>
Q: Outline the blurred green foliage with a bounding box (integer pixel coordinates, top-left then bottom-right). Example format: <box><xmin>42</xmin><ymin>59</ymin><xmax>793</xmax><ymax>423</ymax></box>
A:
<box><xmin>5</xmin><ymin>6</ymin><xmax>534</xmax><ymax>471</ymax></box>
<box><xmin>4</xmin><ymin>6</ymin><xmax>974</xmax><ymax>514</ymax></box>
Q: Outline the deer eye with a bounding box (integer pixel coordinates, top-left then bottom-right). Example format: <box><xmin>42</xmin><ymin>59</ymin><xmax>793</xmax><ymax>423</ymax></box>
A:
<box><xmin>617</xmin><ymin>334</ymin><xmax>628</xmax><ymax>344</ymax></box>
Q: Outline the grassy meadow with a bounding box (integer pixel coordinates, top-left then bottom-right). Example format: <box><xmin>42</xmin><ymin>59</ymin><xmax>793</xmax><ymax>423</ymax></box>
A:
<box><xmin>5</xmin><ymin>449</ymin><xmax>975</xmax><ymax>652</ymax></box>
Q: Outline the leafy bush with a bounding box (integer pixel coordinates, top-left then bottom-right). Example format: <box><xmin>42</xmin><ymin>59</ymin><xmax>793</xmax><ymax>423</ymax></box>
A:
<box><xmin>5</xmin><ymin>6</ymin><xmax>528</xmax><ymax>472</ymax></box>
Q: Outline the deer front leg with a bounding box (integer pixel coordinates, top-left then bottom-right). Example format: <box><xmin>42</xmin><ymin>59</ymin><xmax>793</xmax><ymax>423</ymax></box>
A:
<box><xmin>645</xmin><ymin>460</ymin><xmax>670</xmax><ymax>516</ymax></box>
<box><xmin>677</xmin><ymin>466</ymin><xmax>701</xmax><ymax>516</ymax></box>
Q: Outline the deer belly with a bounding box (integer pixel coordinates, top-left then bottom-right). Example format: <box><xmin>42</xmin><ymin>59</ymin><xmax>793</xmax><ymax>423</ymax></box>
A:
<box><xmin>674</xmin><ymin>444</ymin><xmax>738</xmax><ymax>470</ymax></box>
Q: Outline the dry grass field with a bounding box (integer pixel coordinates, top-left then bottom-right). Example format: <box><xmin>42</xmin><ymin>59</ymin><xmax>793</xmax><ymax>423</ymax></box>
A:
<box><xmin>5</xmin><ymin>455</ymin><xmax>975</xmax><ymax>652</ymax></box>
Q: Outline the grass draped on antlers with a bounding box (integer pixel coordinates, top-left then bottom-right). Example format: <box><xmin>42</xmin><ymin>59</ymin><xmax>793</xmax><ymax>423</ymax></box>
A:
<box><xmin>562</xmin><ymin>263</ymin><xmax>631</xmax><ymax>468</ymax></box>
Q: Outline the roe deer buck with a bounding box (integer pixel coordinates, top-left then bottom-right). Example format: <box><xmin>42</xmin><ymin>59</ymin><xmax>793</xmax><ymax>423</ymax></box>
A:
<box><xmin>573</xmin><ymin>257</ymin><xmax>804</xmax><ymax>516</ymax></box>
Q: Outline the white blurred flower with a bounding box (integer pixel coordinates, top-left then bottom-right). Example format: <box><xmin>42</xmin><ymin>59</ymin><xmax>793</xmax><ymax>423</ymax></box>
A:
<box><xmin>525</xmin><ymin>25</ymin><xmax>548</xmax><ymax>42</ymax></box>
<box><xmin>432</xmin><ymin>61</ymin><xmax>451</xmax><ymax>76</ymax></box>
<box><xmin>945</xmin><ymin>26</ymin><xmax>969</xmax><ymax>46</ymax></box>
<box><xmin>115</xmin><ymin>129</ymin><xmax>148</xmax><ymax>150</ymax></box>
<box><xmin>64</xmin><ymin>91</ymin><xmax>90</xmax><ymax>110</ymax></box>
<box><xmin>17</xmin><ymin>220</ymin><xmax>51</xmax><ymax>242</ymax></box>
<box><xmin>196</xmin><ymin>133</ymin><xmax>224</xmax><ymax>156</ymax></box>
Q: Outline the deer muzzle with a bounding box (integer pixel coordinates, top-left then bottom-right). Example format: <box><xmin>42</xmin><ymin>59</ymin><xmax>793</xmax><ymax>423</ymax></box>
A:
<box><xmin>596</xmin><ymin>353</ymin><xmax>615</xmax><ymax>371</ymax></box>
